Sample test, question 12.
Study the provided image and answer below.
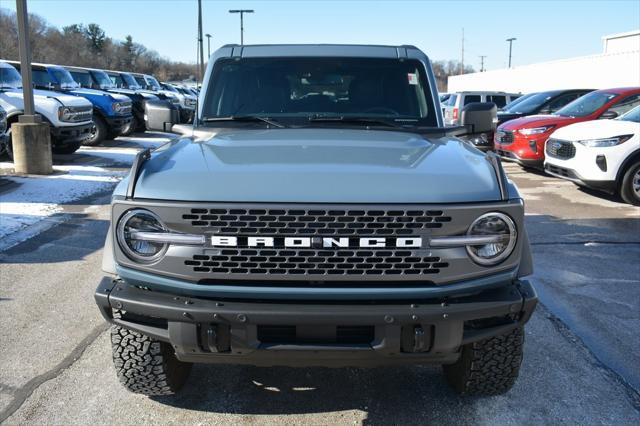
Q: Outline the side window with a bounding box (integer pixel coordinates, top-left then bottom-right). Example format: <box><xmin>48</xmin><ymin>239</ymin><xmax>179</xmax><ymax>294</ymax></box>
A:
<box><xmin>606</xmin><ymin>94</ymin><xmax>640</xmax><ymax>116</ymax></box>
<box><xmin>463</xmin><ymin>95</ymin><xmax>481</xmax><ymax>105</ymax></box>
<box><xmin>487</xmin><ymin>95</ymin><xmax>506</xmax><ymax>107</ymax></box>
<box><xmin>547</xmin><ymin>93</ymin><xmax>581</xmax><ymax>112</ymax></box>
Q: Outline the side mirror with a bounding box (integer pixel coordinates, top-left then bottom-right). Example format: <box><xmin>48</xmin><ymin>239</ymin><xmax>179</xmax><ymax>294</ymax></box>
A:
<box><xmin>144</xmin><ymin>99</ymin><xmax>180</xmax><ymax>133</ymax></box>
<box><xmin>599</xmin><ymin>110</ymin><xmax>618</xmax><ymax>120</ymax></box>
<box><xmin>460</xmin><ymin>102</ymin><xmax>497</xmax><ymax>134</ymax></box>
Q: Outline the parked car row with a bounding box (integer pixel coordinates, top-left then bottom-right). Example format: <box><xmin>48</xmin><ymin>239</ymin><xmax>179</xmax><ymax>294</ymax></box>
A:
<box><xmin>0</xmin><ymin>59</ymin><xmax>195</xmax><ymax>157</ymax></box>
<box><xmin>442</xmin><ymin>87</ymin><xmax>640</xmax><ymax>205</ymax></box>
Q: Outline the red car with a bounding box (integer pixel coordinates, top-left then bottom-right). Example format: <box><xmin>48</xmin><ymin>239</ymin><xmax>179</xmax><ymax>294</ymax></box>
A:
<box><xmin>494</xmin><ymin>87</ymin><xmax>640</xmax><ymax>167</ymax></box>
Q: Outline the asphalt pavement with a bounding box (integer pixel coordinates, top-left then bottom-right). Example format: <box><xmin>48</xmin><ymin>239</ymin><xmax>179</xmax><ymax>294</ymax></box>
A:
<box><xmin>0</xmin><ymin>137</ymin><xmax>638</xmax><ymax>425</ymax></box>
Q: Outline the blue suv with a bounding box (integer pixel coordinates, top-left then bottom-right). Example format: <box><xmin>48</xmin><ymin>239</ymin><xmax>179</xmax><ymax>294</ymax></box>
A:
<box><xmin>9</xmin><ymin>61</ymin><xmax>133</xmax><ymax>145</ymax></box>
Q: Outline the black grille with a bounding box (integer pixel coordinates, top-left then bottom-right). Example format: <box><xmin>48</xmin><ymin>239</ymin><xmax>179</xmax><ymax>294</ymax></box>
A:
<box><xmin>496</xmin><ymin>130</ymin><xmax>514</xmax><ymax>145</ymax></box>
<box><xmin>182</xmin><ymin>208</ymin><xmax>451</xmax><ymax>236</ymax></box>
<box><xmin>186</xmin><ymin>248</ymin><xmax>448</xmax><ymax>277</ymax></box>
<box><xmin>546</xmin><ymin>139</ymin><xmax>576</xmax><ymax>159</ymax></box>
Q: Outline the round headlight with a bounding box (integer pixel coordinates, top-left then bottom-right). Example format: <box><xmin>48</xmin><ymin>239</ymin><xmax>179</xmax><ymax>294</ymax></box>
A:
<box><xmin>466</xmin><ymin>212</ymin><xmax>517</xmax><ymax>266</ymax></box>
<box><xmin>116</xmin><ymin>209</ymin><xmax>167</xmax><ymax>263</ymax></box>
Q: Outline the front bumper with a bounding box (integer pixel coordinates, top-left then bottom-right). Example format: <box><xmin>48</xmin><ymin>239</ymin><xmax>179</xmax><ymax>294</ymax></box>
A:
<box><xmin>104</xmin><ymin>114</ymin><xmax>133</xmax><ymax>134</ymax></box>
<box><xmin>95</xmin><ymin>277</ymin><xmax>537</xmax><ymax>367</ymax></box>
<box><xmin>50</xmin><ymin>121</ymin><xmax>93</xmax><ymax>143</ymax></box>
<box><xmin>544</xmin><ymin>163</ymin><xmax>617</xmax><ymax>193</ymax></box>
<box><xmin>495</xmin><ymin>132</ymin><xmax>548</xmax><ymax>168</ymax></box>
<box><xmin>495</xmin><ymin>148</ymin><xmax>544</xmax><ymax>168</ymax></box>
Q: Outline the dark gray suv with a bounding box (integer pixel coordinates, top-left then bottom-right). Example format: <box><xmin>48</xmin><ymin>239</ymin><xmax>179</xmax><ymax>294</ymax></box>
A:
<box><xmin>95</xmin><ymin>44</ymin><xmax>537</xmax><ymax>397</ymax></box>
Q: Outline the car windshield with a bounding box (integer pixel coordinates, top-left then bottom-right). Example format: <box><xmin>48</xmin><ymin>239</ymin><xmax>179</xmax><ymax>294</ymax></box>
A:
<box><xmin>69</xmin><ymin>70</ymin><xmax>93</xmax><ymax>88</ymax></box>
<box><xmin>0</xmin><ymin>64</ymin><xmax>22</xmax><ymax>89</ymax></box>
<box><xmin>121</xmin><ymin>73</ymin><xmax>141</xmax><ymax>89</ymax></box>
<box><xmin>133</xmin><ymin>75</ymin><xmax>147</xmax><ymax>88</ymax></box>
<box><xmin>91</xmin><ymin>70</ymin><xmax>116</xmax><ymax>89</ymax></box>
<box><xmin>162</xmin><ymin>84</ymin><xmax>179</xmax><ymax>93</ymax></box>
<box><xmin>618</xmin><ymin>105</ymin><xmax>640</xmax><ymax>123</ymax></box>
<box><xmin>555</xmin><ymin>91</ymin><xmax>618</xmax><ymax>117</ymax></box>
<box><xmin>202</xmin><ymin>57</ymin><xmax>436</xmax><ymax>126</ymax></box>
<box><xmin>145</xmin><ymin>76</ymin><xmax>161</xmax><ymax>90</ymax></box>
<box><xmin>502</xmin><ymin>92</ymin><xmax>554</xmax><ymax>114</ymax></box>
<box><xmin>50</xmin><ymin>67</ymin><xmax>79</xmax><ymax>89</ymax></box>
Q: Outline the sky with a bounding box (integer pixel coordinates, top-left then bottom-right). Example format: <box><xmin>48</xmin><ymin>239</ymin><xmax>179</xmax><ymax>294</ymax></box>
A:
<box><xmin>2</xmin><ymin>0</ymin><xmax>639</xmax><ymax>70</ymax></box>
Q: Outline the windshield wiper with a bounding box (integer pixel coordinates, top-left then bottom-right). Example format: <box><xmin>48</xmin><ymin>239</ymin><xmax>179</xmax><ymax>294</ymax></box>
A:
<box><xmin>202</xmin><ymin>115</ymin><xmax>285</xmax><ymax>128</ymax></box>
<box><xmin>307</xmin><ymin>115</ymin><xmax>403</xmax><ymax>128</ymax></box>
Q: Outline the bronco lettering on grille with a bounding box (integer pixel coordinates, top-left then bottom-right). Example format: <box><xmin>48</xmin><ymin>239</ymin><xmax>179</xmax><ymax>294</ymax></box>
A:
<box><xmin>209</xmin><ymin>236</ymin><xmax>423</xmax><ymax>248</ymax></box>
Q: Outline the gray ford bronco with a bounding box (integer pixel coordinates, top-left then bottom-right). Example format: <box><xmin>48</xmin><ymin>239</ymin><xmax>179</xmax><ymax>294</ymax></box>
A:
<box><xmin>95</xmin><ymin>44</ymin><xmax>537</xmax><ymax>397</ymax></box>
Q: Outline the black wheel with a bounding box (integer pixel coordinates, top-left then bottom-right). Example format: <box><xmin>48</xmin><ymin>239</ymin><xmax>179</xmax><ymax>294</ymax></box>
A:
<box><xmin>51</xmin><ymin>140</ymin><xmax>82</xmax><ymax>155</ymax></box>
<box><xmin>443</xmin><ymin>326</ymin><xmax>524</xmax><ymax>396</ymax></box>
<box><xmin>619</xmin><ymin>161</ymin><xmax>640</xmax><ymax>206</ymax></box>
<box><xmin>120</xmin><ymin>115</ymin><xmax>140</xmax><ymax>136</ymax></box>
<box><xmin>83</xmin><ymin>115</ymin><xmax>107</xmax><ymax>146</ymax></box>
<box><xmin>111</xmin><ymin>325</ymin><xmax>192</xmax><ymax>396</ymax></box>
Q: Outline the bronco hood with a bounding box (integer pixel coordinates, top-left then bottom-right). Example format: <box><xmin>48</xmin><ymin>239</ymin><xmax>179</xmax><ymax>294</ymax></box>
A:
<box><xmin>130</xmin><ymin>128</ymin><xmax>503</xmax><ymax>203</ymax></box>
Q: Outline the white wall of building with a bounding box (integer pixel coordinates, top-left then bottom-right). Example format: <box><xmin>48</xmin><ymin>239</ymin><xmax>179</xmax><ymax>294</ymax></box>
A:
<box><xmin>448</xmin><ymin>31</ymin><xmax>640</xmax><ymax>93</ymax></box>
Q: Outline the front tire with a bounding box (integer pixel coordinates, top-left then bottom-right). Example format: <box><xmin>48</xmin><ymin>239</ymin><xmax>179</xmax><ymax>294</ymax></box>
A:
<box><xmin>443</xmin><ymin>326</ymin><xmax>524</xmax><ymax>396</ymax></box>
<box><xmin>619</xmin><ymin>161</ymin><xmax>640</xmax><ymax>206</ymax></box>
<box><xmin>111</xmin><ymin>325</ymin><xmax>192</xmax><ymax>396</ymax></box>
<box><xmin>120</xmin><ymin>115</ymin><xmax>140</xmax><ymax>136</ymax></box>
<box><xmin>83</xmin><ymin>115</ymin><xmax>107</xmax><ymax>146</ymax></box>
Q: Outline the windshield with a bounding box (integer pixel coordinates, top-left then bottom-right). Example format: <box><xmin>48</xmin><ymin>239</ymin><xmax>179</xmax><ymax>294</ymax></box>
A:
<box><xmin>0</xmin><ymin>64</ymin><xmax>22</xmax><ymax>89</ymax></box>
<box><xmin>556</xmin><ymin>91</ymin><xmax>618</xmax><ymax>117</ymax></box>
<box><xmin>202</xmin><ymin>57</ymin><xmax>436</xmax><ymax>126</ymax></box>
<box><xmin>133</xmin><ymin>75</ymin><xmax>147</xmax><ymax>88</ymax></box>
<box><xmin>145</xmin><ymin>75</ymin><xmax>161</xmax><ymax>90</ymax></box>
<box><xmin>502</xmin><ymin>91</ymin><xmax>554</xmax><ymax>114</ymax></box>
<box><xmin>162</xmin><ymin>83</ymin><xmax>179</xmax><ymax>93</ymax></box>
<box><xmin>90</xmin><ymin>70</ymin><xmax>115</xmax><ymax>89</ymax></box>
<box><xmin>618</xmin><ymin>105</ymin><xmax>640</xmax><ymax>123</ymax></box>
<box><xmin>50</xmin><ymin>67</ymin><xmax>79</xmax><ymax>89</ymax></box>
<box><xmin>121</xmin><ymin>73</ymin><xmax>141</xmax><ymax>89</ymax></box>
<box><xmin>69</xmin><ymin>70</ymin><xmax>92</xmax><ymax>88</ymax></box>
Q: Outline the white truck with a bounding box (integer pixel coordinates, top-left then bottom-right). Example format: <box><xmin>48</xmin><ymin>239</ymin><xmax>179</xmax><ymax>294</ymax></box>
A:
<box><xmin>0</xmin><ymin>61</ymin><xmax>93</xmax><ymax>156</ymax></box>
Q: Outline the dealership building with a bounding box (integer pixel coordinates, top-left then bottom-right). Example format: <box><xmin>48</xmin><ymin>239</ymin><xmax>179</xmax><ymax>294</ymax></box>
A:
<box><xmin>447</xmin><ymin>30</ymin><xmax>640</xmax><ymax>93</ymax></box>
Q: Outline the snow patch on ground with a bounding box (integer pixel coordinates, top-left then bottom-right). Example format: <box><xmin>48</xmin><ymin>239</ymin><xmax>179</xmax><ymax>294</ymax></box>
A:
<box><xmin>0</xmin><ymin>164</ymin><xmax>125</xmax><ymax>241</ymax></box>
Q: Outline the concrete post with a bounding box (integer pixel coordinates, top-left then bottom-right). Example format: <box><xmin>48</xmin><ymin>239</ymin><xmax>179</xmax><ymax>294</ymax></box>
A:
<box><xmin>11</xmin><ymin>122</ymin><xmax>53</xmax><ymax>175</ymax></box>
<box><xmin>13</xmin><ymin>0</ymin><xmax>53</xmax><ymax>174</ymax></box>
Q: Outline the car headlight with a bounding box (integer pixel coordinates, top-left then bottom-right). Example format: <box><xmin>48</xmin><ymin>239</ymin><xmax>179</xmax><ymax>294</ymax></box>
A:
<box><xmin>111</xmin><ymin>102</ymin><xmax>130</xmax><ymax>113</ymax></box>
<box><xmin>466</xmin><ymin>212</ymin><xmax>517</xmax><ymax>266</ymax></box>
<box><xmin>519</xmin><ymin>125</ymin><xmax>555</xmax><ymax>136</ymax></box>
<box><xmin>58</xmin><ymin>106</ymin><xmax>73</xmax><ymax>122</ymax></box>
<box><xmin>116</xmin><ymin>209</ymin><xmax>168</xmax><ymax>263</ymax></box>
<box><xmin>576</xmin><ymin>134</ymin><xmax>633</xmax><ymax>148</ymax></box>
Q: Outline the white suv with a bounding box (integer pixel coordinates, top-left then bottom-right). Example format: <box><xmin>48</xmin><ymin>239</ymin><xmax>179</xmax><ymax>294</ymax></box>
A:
<box><xmin>443</xmin><ymin>91</ymin><xmax>521</xmax><ymax>125</ymax></box>
<box><xmin>544</xmin><ymin>105</ymin><xmax>640</xmax><ymax>205</ymax></box>
<box><xmin>0</xmin><ymin>61</ymin><xmax>94</xmax><ymax>156</ymax></box>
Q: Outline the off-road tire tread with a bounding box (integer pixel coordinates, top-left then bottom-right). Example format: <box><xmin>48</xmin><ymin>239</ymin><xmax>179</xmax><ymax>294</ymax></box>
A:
<box><xmin>443</xmin><ymin>326</ymin><xmax>524</xmax><ymax>396</ymax></box>
<box><xmin>83</xmin><ymin>115</ymin><xmax>106</xmax><ymax>146</ymax></box>
<box><xmin>111</xmin><ymin>325</ymin><xmax>191</xmax><ymax>396</ymax></box>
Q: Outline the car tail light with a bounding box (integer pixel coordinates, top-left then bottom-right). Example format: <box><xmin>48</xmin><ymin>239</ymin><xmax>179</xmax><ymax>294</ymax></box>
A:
<box><xmin>453</xmin><ymin>108</ymin><xmax>458</xmax><ymax>120</ymax></box>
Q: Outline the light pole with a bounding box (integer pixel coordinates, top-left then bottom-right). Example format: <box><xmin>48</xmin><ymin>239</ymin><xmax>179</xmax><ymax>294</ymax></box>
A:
<box><xmin>197</xmin><ymin>0</ymin><xmax>204</xmax><ymax>80</ymax></box>
<box><xmin>205</xmin><ymin>33</ymin><xmax>212</xmax><ymax>58</ymax></box>
<box><xmin>506</xmin><ymin>37</ymin><xmax>516</xmax><ymax>68</ymax></box>
<box><xmin>229</xmin><ymin>9</ymin><xmax>254</xmax><ymax>45</ymax></box>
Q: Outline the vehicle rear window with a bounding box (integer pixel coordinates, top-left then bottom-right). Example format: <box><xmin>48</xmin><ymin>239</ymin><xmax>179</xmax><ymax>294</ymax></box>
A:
<box><xmin>463</xmin><ymin>95</ymin><xmax>481</xmax><ymax>105</ymax></box>
<box><xmin>486</xmin><ymin>95</ymin><xmax>506</xmax><ymax>108</ymax></box>
<box><xmin>202</xmin><ymin>57</ymin><xmax>437</xmax><ymax>126</ymax></box>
